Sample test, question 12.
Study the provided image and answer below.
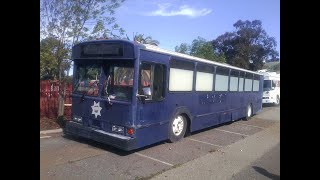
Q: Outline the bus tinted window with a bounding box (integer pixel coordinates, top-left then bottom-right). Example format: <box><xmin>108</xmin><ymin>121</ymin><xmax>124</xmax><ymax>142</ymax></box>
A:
<box><xmin>140</xmin><ymin>64</ymin><xmax>151</xmax><ymax>88</ymax></box>
<box><xmin>230</xmin><ymin>69</ymin><xmax>239</xmax><ymax>92</ymax></box>
<box><xmin>245</xmin><ymin>73</ymin><xmax>253</xmax><ymax>91</ymax></box>
<box><xmin>253</xmin><ymin>75</ymin><xmax>260</xmax><ymax>91</ymax></box>
<box><xmin>169</xmin><ymin>68</ymin><xmax>193</xmax><ymax>91</ymax></box>
<box><xmin>153</xmin><ymin>64</ymin><xmax>165</xmax><ymax>100</ymax></box>
<box><xmin>215</xmin><ymin>67</ymin><xmax>229</xmax><ymax>91</ymax></box>
<box><xmin>81</xmin><ymin>43</ymin><xmax>123</xmax><ymax>57</ymax></box>
<box><xmin>139</xmin><ymin>63</ymin><xmax>165</xmax><ymax>100</ymax></box>
<box><xmin>170</xmin><ymin>59</ymin><xmax>194</xmax><ymax>70</ymax></box>
<box><xmin>239</xmin><ymin>72</ymin><xmax>244</xmax><ymax>92</ymax></box>
<box><xmin>196</xmin><ymin>71</ymin><xmax>213</xmax><ymax>91</ymax></box>
<box><xmin>169</xmin><ymin>59</ymin><xmax>194</xmax><ymax>92</ymax></box>
<box><xmin>196</xmin><ymin>63</ymin><xmax>214</xmax><ymax>91</ymax></box>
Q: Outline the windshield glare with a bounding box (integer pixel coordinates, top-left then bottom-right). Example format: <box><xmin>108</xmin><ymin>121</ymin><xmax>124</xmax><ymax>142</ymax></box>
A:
<box><xmin>104</xmin><ymin>65</ymin><xmax>134</xmax><ymax>101</ymax></box>
<box><xmin>74</xmin><ymin>64</ymin><xmax>101</xmax><ymax>96</ymax></box>
<box><xmin>74</xmin><ymin>61</ymin><xmax>134</xmax><ymax>101</ymax></box>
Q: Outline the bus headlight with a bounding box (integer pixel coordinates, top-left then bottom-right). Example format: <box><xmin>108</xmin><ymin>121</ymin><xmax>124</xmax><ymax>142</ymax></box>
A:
<box><xmin>73</xmin><ymin>115</ymin><xmax>82</xmax><ymax>123</ymax></box>
<box><xmin>112</xmin><ymin>125</ymin><xmax>124</xmax><ymax>133</ymax></box>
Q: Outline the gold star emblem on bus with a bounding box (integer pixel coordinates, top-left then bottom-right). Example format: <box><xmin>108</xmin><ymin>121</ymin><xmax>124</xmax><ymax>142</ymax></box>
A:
<box><xmin>91</xmin><ymin>101</ymin><xmax>102</xmax><ymax>118</ymax></box>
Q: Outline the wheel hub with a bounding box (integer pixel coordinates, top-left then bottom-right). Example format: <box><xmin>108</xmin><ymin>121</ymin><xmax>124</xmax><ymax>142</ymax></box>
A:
<box><xmin>172</xmin><ymin>116</ymin><xmax>184</xmax><ymax>136</ymax></box>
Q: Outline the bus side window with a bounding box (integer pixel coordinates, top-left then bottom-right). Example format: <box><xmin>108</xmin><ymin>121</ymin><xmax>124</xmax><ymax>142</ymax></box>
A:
<box><xmin>153</xmin><ymin>64</ymin><xmax>165</xmax><ymax>101</ymax></box>
<box><xmin>139</xmin><ymin>63</ymin><xmax>165</xmax><ymax>101</ymax></box>
<box><xmin>140</xmin><ymin>63</ymin><xmax>152</xmax><ymax>99</ymax></box>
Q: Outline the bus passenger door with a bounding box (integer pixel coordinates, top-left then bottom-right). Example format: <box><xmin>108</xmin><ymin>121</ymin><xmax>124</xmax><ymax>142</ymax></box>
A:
<box><xmin>136</xmin><ymin>62</ymin><xmax>168</xmax><ymax>143</ymax></box>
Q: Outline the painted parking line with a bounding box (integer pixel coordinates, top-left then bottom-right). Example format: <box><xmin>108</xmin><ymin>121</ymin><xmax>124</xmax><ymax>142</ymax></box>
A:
<box><xmin>187</xmin><ymin>138</ymin><xmax>223</xmax><ymax>147</ymax></box>
<box><xmin>40</xmin><ymin>136</ymin><xmax>51</xmax><ymax>139</ymax></box>
<box><xmin>215</xmin><ymin>129</ymin><xmax>249</xmax><ymax>137</ymax></box>
<box><xmin>135</xmin><ymin>152</ymin><xmax>173</xmax><ymax>166</ymax></box>
<box><xmin>236</xmin><ymin>122</ymin><xmax>265</xmax><ymax>129</ymax></box>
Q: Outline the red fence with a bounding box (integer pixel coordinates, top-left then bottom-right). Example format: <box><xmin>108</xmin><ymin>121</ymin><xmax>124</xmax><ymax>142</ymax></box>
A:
<box><xmin>40</xmin><ymin>80</ymin><xmax>72</xmax><ymax>119</ymax></box>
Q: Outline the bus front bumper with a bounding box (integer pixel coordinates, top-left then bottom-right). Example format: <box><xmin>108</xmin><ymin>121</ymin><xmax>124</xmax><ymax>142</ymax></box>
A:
<box><xmin>63</xmin><ymin>121</ymin><xmax>137</xmax><ymax>151</ymax></box>
<box><xmin>262</xmin><ymin>98</ymin><xmax>276</xmax><ymax>104</ymax></box>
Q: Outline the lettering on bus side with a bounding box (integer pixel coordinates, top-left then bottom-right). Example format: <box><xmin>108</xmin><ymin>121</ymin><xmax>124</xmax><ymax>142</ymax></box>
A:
<box><xmin>193</xmin><ymin>64</ymin><xmax>230</xmax><ymax>105</ymax></box>
<box><xmin>199</xmin><ymin>93</ymin><xmax>227</xmax><ymax>104</ymax></box>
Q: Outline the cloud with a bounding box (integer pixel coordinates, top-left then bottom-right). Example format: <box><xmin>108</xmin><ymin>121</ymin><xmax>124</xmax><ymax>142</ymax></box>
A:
<box><xmin>145</xmin><ymin>4</ymin><xmax>212</xmax><ymax>18</ymax></box>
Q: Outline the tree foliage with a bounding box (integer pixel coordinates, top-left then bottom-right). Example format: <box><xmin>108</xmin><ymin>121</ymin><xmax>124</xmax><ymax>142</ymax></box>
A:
<box><xmin>263</xmin><ymin>62</ymin><xmax>280</xmax><ymax>73</ymax></box>
<box><xmin>40</xmin><ymin>0</ymin><xmax>126</xmax><ymax>116</ymax></box>
<box><xmin>40</xmin><ymin>0</ymin><xmax>126</xmax><ymax>80</ymax></box>
<box><xmin>174</xmin><ymin>43</ymin><xmax>190</xmax><ymax>54</ymax></box>
<box><xmin>40</xmin><ymin>0</ymin><xmax>125</xmax><ymax>44</ymax></box>
<box><xmin>40</xmin><ymin>37</ymin><xmax>69</xmax><ymax>79</ymax></box>
<box><xmin>175</xmin><ymin>37</ymin><xmax>226</xmax><ymax>63</ymax></box>
<box><xmin>133</xmin><ymin>33</ymin><xmax>160</xmax><ymax>46</ymax></box>
<box><xmin>212</xmin><ymin>20</ymin><xmax>279</xmax><ymax>71</ymax></box>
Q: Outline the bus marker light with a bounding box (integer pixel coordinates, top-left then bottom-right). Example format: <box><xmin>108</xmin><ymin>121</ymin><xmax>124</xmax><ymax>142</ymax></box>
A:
<box><xmin>127</xmin><ymin>128</ymin><xmax>134</xmax><ymax>135</ymax></box>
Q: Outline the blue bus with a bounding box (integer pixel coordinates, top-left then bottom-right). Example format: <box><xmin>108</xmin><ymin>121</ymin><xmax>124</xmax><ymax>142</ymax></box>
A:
<box><xmin>64</xmin><ymin>39</ymin><xmax>263</xmax><ymax>151</ymax></box>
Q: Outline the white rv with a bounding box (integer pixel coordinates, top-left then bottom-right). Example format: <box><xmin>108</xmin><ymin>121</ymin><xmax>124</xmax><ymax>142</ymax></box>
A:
<box><xmin>258</xmin><ymin>70</ymin><xmax>280</xmax><ymax>105</ymax></box>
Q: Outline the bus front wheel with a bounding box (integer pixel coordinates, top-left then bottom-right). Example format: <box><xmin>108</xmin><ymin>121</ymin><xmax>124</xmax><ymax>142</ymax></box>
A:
<box><xmin>243</xmin><ymin>104</ymin><xmax>252</xmax><ymax>121</ymax></box>
<box><xmin>168</xmin><ymin>114</ymin><xmax>187</xmax><ymax>143</ymax></box>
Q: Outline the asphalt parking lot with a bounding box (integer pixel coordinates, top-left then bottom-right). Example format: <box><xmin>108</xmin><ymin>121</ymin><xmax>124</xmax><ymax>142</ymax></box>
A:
<box><xmin>40</xmin><ymin>105</ymin><xmax>280</xmax><ymax>180</ymax></box>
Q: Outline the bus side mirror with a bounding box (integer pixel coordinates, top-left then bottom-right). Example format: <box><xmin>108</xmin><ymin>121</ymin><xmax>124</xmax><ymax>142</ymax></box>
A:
<box><xmin>137</xmin><ymin>87</ymin><xmax>151</xmax><ymax>104</ymax></box>
<box><xmin>142</xmin><ymin>87</ymin><xmax>151</xmax><ymax>96</ymax></box>
<box><xmin>137</xmin><ymin>94</ymin><xmax>147</xmax><ymax>104</ymax></box>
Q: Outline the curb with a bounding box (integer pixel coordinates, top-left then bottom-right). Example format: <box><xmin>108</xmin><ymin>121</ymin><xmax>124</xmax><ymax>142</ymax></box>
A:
<box><xmin>40</xmin><ymin>128</ymin><xmax>63</xmax><ymax>135</ymax></box>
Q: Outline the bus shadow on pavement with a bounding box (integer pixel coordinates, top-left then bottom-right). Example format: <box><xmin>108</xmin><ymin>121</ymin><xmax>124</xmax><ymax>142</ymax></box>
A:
<box><xmin>186</xmin><ymin>118</ymin><xmax>243</xmax><ymax>137</ymax></box>
<box><xmin>252</xmin><ymin>166</ymin><xmax>280</xmax><ymax>180</ymax></box>
<box><xmin>262</xmin><ymin>104</ymin><xmax>278</xmax><ymax>108</ymax></box>
<box><xmin>62</xmin><ymin>133</ymin><xmax>168</xmax><ymax>156</ymax></box>
<box><xmin>62</xmin><ymin>134</ymin><xmax>133</xmax><ymax>156</ymax></box>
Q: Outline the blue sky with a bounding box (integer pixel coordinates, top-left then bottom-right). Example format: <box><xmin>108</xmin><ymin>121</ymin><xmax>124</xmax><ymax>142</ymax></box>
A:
<box><xmin>114</xmin><ymin>0</ymin><xmax>280</xmax><ymax>55</ymax></box>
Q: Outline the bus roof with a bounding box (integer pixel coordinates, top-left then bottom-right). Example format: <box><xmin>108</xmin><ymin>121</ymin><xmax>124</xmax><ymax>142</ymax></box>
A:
<box><xmin>140</xmin><ymin>43</ymin><xmax>261</xmax><ymax>75</ymax></box>
<box><xmin>74</xmin><ymin>39</ymin><xmax>262</xmax><ymax>75</ymax></box>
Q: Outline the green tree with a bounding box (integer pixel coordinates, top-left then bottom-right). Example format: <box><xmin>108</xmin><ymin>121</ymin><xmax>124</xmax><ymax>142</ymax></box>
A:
<box><xmin>175</xmin><ymin>37</ymin><xmax>226</xmax><ymax>63</ymax></box>
<box><xmin>40</xmin><ymin>37</ymin><xmax>69</xmax><ymax>80</ymax></box>
<box><xmin>263</xmin><ymin>62</ymin><xmax>280</xmax><ymax>73</ymax></box>
<box><xmin>40</xmin><ymin>0</ymin><xmax>126</xmax><ymax>117</ymax></box>
<box><xmin>190</xmin><ymin>37</ymin><xmax>225</xmax><ymax>63</ymax></box>
<box><xmin>133</xmin><ymin>33</ymin><xmax>160</xmax><ymax>46</ymax></box>
<box><xmin>175</xmin><ymin>43</ymin><xmax>190</xmax><ymax>54</ymax></box>
<box><xmin>212</xmin><ymin>20</ymin><xmax>279</xmax><ymax>71</ymax></box>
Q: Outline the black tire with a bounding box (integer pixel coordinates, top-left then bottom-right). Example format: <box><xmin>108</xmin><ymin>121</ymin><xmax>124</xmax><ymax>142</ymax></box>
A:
<box><xmin>168</xmin><ymin>114</ymin><xmax>187</xmax><ymax>143</ymax></box>
<box><xmin>243</xmin><ymin>104</ymin><xmax>252</xmax><ymax>121</ymax></box>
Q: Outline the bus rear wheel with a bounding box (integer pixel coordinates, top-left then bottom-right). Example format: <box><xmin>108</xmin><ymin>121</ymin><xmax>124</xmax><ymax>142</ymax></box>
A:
<box><xmin>243</xmin><ymin>104</ymin><xmax>252</xmax><ymax>121</ymax></box>
<box><xmin>168</xmin><ymin>114</ymin><xmax>187</xmax><ymax>143</ymax></box>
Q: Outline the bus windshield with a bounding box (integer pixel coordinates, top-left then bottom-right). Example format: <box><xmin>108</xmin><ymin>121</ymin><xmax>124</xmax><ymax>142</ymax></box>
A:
<box><xmin>73</xmin><ymin>60</ymin><xmax>134</xmax><ymax>101</ymax></box>
<box><xmin>103</xmin><ymin>64</ymin><xmax>134</xmax><ymax>101</ymax></box>
<box><xmin>263</xmin><ymin>80</ymin><xmax>272</xmax><ymax>91</ymax></box>
<box><xmin>73</xmin><ymin>63</ymin><xmax>101</xmax><ymax>96</ymax></box>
